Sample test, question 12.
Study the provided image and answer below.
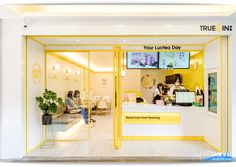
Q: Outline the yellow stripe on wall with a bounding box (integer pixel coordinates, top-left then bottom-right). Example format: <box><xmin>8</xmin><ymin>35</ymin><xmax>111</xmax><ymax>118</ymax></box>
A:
<box><xmin>122</xmin><ymin>136</ymin><xmax>221</xmax><ymax>152</ymax></box>
<box><xmin>204</xmin><ymin>139</ymin><xmax>222</xmax><ymax>152</ymax></box>
<box><xmin>122</xmin><ymin>136</ymin><xmax>204</xmax><ymax>141</ymax></box>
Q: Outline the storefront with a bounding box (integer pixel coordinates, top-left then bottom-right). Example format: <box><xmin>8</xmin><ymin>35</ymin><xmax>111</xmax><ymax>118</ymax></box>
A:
<box><xmin>0</xmin><ymin>4</ymin><xmax>235</xmax><ymax>161</ymax></box>
<box><xmin>20</xmin><ymin>35</ymin><xmax>229</xmax><ymax>158</ymax></box>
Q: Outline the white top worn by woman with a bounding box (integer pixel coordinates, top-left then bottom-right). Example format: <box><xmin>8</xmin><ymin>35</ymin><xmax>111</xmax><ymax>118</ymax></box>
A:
<box><xmin>169</xmin><ymin>85</ymin><xmax>185</xmax><ymax>96</ymax></box>
<box><xmin>153</xmin><ymin>88</ymin><xmax>161</xmax><ymax>97</ymax></box>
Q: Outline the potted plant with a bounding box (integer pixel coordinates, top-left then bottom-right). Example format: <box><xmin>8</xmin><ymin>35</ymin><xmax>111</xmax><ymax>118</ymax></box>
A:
<box><xmin>36</xmin><ymin>89</ymin><xmax>64</xmax><ymax>125</ymax></box>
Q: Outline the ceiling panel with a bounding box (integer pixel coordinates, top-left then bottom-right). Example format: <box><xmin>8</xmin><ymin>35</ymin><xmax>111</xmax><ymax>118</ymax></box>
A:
<box><xmin>90</xmin><ymin>52</ymin><xmax>113</xmax><ymax>68</ymax></box>
<box><xmin>54</xmin><ymin>51</ymin><xmax>113</xmax><ymax>71</ymax></box>
<box><xmin>7</xmin><ymin>5</ymin><xmax>236</xmax><ymax>17</ymax></box>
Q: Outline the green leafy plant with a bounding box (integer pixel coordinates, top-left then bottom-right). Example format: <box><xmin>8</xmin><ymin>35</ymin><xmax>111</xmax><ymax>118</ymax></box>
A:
<box><xmin>36</xmin><ymin>89</ymin><xmax>64</xmax><ymax>115</ymax></box>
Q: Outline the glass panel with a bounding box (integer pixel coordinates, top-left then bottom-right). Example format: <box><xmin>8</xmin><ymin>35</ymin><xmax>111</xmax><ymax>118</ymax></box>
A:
<box><xmin>46</xmin><ymin>52</ymin><xmax>89</xmax><ymax>141</ymax></box>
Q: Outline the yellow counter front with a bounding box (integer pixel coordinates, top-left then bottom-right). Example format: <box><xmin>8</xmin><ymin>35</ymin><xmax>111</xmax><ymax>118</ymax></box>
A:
<box><xmin>122</xmin><ymin>103</ymin><xmax>206</xmax><ymax>140</ymax></box>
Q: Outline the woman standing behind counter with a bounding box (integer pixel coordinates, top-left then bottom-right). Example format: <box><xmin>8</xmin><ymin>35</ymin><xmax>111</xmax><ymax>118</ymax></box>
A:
<box><xmin>153</xmin><ymin>83</ymin><xmax>164</xmax><ymax>104</ymax></box>
<box><xmin>169</xmin><ymin>78</ymin><xmax>185</xmax><ymax>95</ymax></box>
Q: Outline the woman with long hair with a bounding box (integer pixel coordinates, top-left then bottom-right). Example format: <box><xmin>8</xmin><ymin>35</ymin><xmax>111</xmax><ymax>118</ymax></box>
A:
<box><xmin>65</xmin><ymin>90</ymin><xmax>95</xmax><ymax>125</ymax></box>
<box><xmin>153</xmin><ymin>83</ymin><xmax>164</xmax><ymax>104</ymax></box>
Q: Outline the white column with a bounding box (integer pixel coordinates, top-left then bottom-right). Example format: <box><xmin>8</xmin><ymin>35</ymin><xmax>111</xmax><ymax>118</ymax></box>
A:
<box><xmin>229</xmin><ymin>31</ymin><xmax>236</xmax><ymax>156</ymax></box>
<box><xmin>0</xmin><ymin>19</ymin><xmax>25</xmax><ymax>159</ymax></box>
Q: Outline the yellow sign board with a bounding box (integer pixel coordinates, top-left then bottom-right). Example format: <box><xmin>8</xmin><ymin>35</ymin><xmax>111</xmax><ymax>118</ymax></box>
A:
<box><xmin>123</xmin><ymin>112</ymin><xmax>180</xmax><ymax>124</ymax></box>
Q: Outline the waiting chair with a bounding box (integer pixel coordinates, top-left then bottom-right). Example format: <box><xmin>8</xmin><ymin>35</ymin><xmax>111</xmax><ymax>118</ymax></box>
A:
<box><xmin>102</xmin><ymin>96</ymin><xmax>111</xmax><ymax>113</ymax></box>
<box><xmin>64</xmin><ymin>100</ymin><xmax>81</xmax><ymax>120</ymax></box>
<box><xmin>96</xmin><ymin>99</ymin><xmax>108</xmax><ymax>115</ymax></box>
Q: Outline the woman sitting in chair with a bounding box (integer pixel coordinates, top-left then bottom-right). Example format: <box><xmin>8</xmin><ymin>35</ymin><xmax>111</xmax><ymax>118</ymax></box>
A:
<box><xmin>65</xmin><ymin>91</ymin><xmax>95</xmax><ymax>125</ymax></box>
<box><xmin>73</xmin><ymin>90</ymin><xmax>82</xmax><ymax>106</ymax></box>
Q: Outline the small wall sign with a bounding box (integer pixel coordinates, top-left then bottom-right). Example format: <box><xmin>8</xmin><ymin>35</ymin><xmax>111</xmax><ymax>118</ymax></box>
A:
<box><xmin>200</xmin><ymin>24</ymin><xmax>232</xmax><ymax>32</ymax></box>
<box><xmin>123</xmin><ymin>112</ymin><xmax>180</xmax><ymax>124</ymax></box>
<box><xmin>32</xmin><ymin>63</ymin><xmax>41</xmax><ymax>85</ymax></box>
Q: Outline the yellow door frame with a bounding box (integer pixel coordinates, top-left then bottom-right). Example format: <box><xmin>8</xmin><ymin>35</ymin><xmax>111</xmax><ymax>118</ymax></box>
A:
<box><xmin>113</xmin><ymin>46</ymin><xmax>123</xmax><ymax>149</ymax></box>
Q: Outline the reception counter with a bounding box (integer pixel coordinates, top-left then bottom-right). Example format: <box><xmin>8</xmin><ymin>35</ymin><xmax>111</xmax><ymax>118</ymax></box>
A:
<box><xmin>122</xmin><ymin>103</ymin><xmax>206</xmax><ymax>140</ymax></box>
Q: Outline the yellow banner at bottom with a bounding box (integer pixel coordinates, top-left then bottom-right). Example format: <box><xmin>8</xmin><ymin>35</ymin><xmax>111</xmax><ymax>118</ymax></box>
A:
<box><xmin>123</xmin><ymin>112</ymin><xmax>180</xmax><ymax>124</ymax></box>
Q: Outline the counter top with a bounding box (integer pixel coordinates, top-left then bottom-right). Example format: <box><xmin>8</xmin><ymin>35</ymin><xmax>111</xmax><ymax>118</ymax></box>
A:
<box><xmin>122</xmin><ymin>103</ymin><xmax>205</xmax><ymax>112</ymax></box>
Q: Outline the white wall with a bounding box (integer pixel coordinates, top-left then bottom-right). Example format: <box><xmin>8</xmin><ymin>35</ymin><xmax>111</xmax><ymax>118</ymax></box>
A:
<box><xmin>92</xmin><ymin>73</ymin><xmax>144</xmax><ymax>106</ymax></box>
<box><xmin>122</xmin><ymin>69</ymin><xmax>141</xmax><ymax>92</ymax></box>
<box><xmin>0</xmin><ymin>19</ymin><xmax>24</xmax><ymax>159</ymax></box>
<box><xmin>27</xmin><ymin>38</ymin><xmax>45</xmax><ymax>152</ymax></box>
<box><xmin>204</xmin><ymin>38</ymin><xmax>228</xmax><ymax>152</ymax></box>
<box><xmin>0</xmin><ymin>19</ymin><xmax>2</xmax><ymax>158</ymax></box>
<box><xmin>228</xmin><ymin>33</ymin><xmax>236</xmax><ymax>154</ymax></box>
<box><xmin>47</xmin><ymin>54</ymin><xmax>84</xmax><ymax>100</ymax></box>
<box><xmin>221</xmin><ymin>37</ymin><xmax>229</xmax><ymax>153</ymax></box>
<box><xmin>93</xmin><ymin>72</ymin><xmax>113</xmax><ymax>100</ymax></box>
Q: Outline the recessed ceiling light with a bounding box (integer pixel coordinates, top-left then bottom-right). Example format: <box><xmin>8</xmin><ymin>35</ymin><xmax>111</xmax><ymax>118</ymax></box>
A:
<box><xmin>165</xmin><ymin>24</ymin><xmax>171</xmax><ymax>28</ymax></box>
<box><xmin>76</xmin><ymin>39</ymin><xmax>80</xmax><ymax>42</ymax></box>
<box><xmin>118</xmin><ymin>24</ymin><xmax>124</xmax><ymax>28</ymax></box>
<box><xmin>123</xmin><ymin>39</ymin><xmax>126</xmax><ymax>43</ymax></box>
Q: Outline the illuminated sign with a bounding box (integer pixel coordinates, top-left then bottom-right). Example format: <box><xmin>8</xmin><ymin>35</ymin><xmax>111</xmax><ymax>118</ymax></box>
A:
<box><xmin>123</xmin><ymin>112</ymin><xmax>180</xmax><ymax>124</ymax></box>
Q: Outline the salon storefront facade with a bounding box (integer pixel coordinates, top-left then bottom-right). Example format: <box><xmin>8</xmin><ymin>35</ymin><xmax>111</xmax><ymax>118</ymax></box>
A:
<box><xmin>0</xmin><ymin>5</ymin><xmax>236</xmax><ymax>160</ymax></box>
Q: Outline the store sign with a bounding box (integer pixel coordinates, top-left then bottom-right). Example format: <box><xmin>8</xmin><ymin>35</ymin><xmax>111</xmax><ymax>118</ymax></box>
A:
<box><xmin>32</xmin><ymin>63</ymin><xmax>41</xmax><ymax>85</ymax></box>
<box><xmin>123</xmin><ymin>112</ymin><xmax>180</xmax><ymax>124</ymax></box>
<box><xmin>200</xmin><ymin>24</ymin><xmax>232</xmax><ymax>32</ymax></box>
<box><xmin>143</xmin><ymin>45</ymin><xmax>181</xmax><ymax>50</ymax></box>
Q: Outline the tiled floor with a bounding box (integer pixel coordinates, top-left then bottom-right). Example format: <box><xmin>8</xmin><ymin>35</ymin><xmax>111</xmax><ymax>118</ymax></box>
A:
<box><xmin>25</xmin><ymin>111</ymin><xmax>217</xmax><ymax>161</ymax></box>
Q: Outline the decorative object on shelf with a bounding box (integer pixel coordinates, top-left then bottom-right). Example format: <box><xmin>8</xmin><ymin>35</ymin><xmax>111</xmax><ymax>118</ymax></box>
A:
<box><xmin>101</xmin><ymin>78</ymin><xmax>107</xmax><ymax>88</ymax></box>
<box><xmin>48</xmin><ymin>64</ymin><xmax>60</xmax><ymax>79</ymax></box>
<box><xmin>73</xmin><ymin>70</ymin><xmax>80</xmax><ymax>81</ymax></box>
<box><xmin>36</xmin><ymin>89</ymin><xmax>64</xmax><ymax>148</ymax></box>
<box><xmin>141</xmin><ymin>74</ymin><xmax>156</xmax><ymax>89</ymax></box>
<box><xmin>121</xmin><ymin>70</ymin><xmax>126</xmax><ymax>77</ymax></box>
<box><xmin>63</xmin><ymin>67</ymin><xmax>72</xmax><ymax>80</ymax></box>
<box><xmin>65</xmin><ymin>67</ymin><xmax>72</xmax><ymax>73</ymax></box>
<box><xmin>52</xmin><ymin>64</ymin><xmax>60</xmax><ymax>71</ymax></box>
<box><xmin>122</xmin><ymin>93</ymin><xmax>136</xmax><ymax>103</ymax></box>
<box><xmin>32</xmin><ymin>63</ymin><xmax>41</xmax><ymax>84</ymax></box>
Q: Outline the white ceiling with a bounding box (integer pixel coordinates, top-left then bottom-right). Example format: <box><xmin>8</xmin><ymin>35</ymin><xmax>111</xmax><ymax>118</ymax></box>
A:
<box><xmin>33</xmin><ymin>36</ymin><xmax>216</xmax><ymax>45</ymax></box>
<box><xmin>54</xmin><ymin>52</ymin><xmax>113</xmax><ymax>72</ymax></box>
<box><xmin>6</xmin><ymin>5</ymin><xmax>236</xmax><ymax>17</ymax></box>
<box><xmin>90</xmin><ymin>52</ymin><xmax>113</xmax><ymax>69</ymax></box>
